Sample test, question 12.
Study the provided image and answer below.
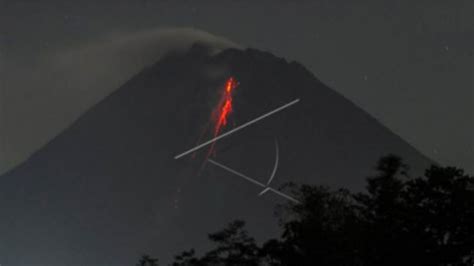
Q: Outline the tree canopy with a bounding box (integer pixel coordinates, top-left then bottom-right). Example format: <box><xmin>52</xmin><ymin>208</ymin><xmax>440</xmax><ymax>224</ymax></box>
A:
<box><xmin>137</xmin><ymin>155</ymin><xmax>474</xmax><ymax>265</ymax></box>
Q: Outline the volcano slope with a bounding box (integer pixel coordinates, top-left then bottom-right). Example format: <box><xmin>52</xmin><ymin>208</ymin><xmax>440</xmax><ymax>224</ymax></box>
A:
<box><xmin>0</xmin><ymin>44</ymin><xmax>432</xmax><ymax>266</ymax></box>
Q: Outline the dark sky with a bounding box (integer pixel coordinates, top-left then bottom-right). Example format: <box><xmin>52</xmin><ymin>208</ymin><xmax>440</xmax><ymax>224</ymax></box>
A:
<box><xmin>0</xmin><ymin>0</ymin><xmax>473</xmax><ymax>173</ymax></box>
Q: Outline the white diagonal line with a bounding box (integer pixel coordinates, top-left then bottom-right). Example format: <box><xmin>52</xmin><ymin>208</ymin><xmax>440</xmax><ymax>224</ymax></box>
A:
<box><xmin>268</xmin><ymin>188</ymin><xmax>300</xmax><ymax>204</ymax></box>
<box><xmin>208</xmin><ymin>159</ymin><xmax>266</xmax><ymax>188</ymax></box>
<box><xmin>174</xmin><ymin>98</ymin><xmax>300</xmax><ymax>159</ymax></box>
<box><xmin>207</xmin><ymin>159</ymin><xmax>300</xmax><ymax>204</ymax></box>
<box><xmin>258</xmin><ymin>187</ymin><xmax>271</xmax><ymax>196</ymax></box>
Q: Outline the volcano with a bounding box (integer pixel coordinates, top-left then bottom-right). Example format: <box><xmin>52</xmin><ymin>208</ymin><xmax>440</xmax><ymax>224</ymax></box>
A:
<box><xmin>0</xmin><ymin>44</ymin><xmax>432</xmax><ymax>266</ymax></box>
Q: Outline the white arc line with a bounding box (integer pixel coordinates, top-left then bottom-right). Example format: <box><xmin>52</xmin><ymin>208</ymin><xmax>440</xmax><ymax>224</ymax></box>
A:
<box><xmin>266</xmin><ymin>138</ymin><xmax>279</xmax><ymax>186</ymax></box>
<box><xmin>208</xmin><ymin>159</ymin><xmax>300</xmax><ymax>204</ymax></box>
<box><xmin>174</xmin><ymin>98</ymin><xmax>300</xmax><ymax>159</ymax></box>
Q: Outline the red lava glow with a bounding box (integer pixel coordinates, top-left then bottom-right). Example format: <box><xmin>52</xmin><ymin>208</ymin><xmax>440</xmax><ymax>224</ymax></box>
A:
<box><xmin>214</xmin><ymin>77</ymin><xmax>237</xmax><ymax>136</ymax></box>
<box><xmin>192</xmin><ymin>76</ymin><xmax>239</xmax><ymax>161</ymax></box>
<box><xmin>208</xmin><ymin>76</ymin><xmax>238</xmax><ymax>156</ymax></box>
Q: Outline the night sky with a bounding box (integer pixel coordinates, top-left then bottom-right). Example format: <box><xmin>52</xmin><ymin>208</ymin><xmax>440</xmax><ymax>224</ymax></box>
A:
<box><xmin>0</xmin><ymin>0</ymin><xmax>472</xmax><ymax>173</ymax></box>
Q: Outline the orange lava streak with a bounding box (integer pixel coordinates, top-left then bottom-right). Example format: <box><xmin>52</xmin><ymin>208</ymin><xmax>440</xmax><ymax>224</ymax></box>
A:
<box><xmin>206</xmin><ymin>76</ymin><xmax>238</xmax><ymax>157</ymax></box>
<box><xmin>214</xmin><ymin>77</ymin><xmax>238</xmax><ymax>137</ymax></box>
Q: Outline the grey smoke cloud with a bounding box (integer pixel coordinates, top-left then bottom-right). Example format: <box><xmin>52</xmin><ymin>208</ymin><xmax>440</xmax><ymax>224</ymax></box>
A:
<box><xmin>0</xmin><ymin>28</ymin><xmax>240</xmax><ymax>175</ymax></box>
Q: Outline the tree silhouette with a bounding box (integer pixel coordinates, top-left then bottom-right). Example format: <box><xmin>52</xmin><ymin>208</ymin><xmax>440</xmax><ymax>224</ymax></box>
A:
<box><xmin>172</xmin><ymin>249</ymin><xmax>203</xmax><ymax>266</ymax></box>
<box><xmin>172</xmin><ymin>220</ymin><xmax>261</xmax><ymax>266</ymax></box>
<box><xmin>138</xmin><ymin>155</ymin><xmax>474</xmax><ymax>266</ymax></box>
<box><xmin>266</xmin><ymin>185</ymin><xmax>361</xmax><ymax>266</ymax></box>
<box><xmin>354</xmin><ymin>155</ymin><xmax>474</xmax><ymax>265</ymax></box>
<box><xmin>353</xmin><ymin>154</ymin><xmax>412</xmax><ymax>265</ymax></box>
<box><xmin>401</xmin><ymin>165</ymin><xmax>474</xmax><ymax>265</ymax></box>
<box><xmin>136</xmin><ymin>254</ymin><xmax>159</xmax><ymax>266</ymax></box>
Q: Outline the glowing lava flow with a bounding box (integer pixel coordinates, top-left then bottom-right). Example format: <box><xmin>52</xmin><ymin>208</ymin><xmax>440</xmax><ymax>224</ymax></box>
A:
<box><xmin>214</xmin><ymin>77</ymin><xmax>238</xmax><ymax>136</ymax></box>
<box><xmin>208</xmin><ymin>77</ymin><xmax>238</xmax><ymax>156</ymax></box>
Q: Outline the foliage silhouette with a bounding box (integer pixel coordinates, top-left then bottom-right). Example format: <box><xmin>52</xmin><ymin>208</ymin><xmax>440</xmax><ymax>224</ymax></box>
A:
<box><xmin>137</xmin><ymin>155</ymin><xmax>474</xmax><ymax>265</ymax></box>
<box><xmin>136</xmin><ymin>254</ymin><xmax>159</xmax><ymax>266</ymax></box>
<box><xmin>172</xmin><ymin>220</ymin><xmax>261</xmax><ymax>266</ymax></box>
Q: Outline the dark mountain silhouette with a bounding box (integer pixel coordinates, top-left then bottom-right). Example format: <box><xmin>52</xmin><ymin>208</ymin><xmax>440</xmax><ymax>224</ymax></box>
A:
<box><xmin>0</xmin><ymin>44</ymin><xmax>432</xmax><ymax>266</ymax></box>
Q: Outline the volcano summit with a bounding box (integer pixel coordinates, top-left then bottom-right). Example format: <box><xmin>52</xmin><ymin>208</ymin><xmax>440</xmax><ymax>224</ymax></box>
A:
<box><xmin>0</xmin><ymin>44</ymin><xmax>432</xmax><ymax>266</ymax></box>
